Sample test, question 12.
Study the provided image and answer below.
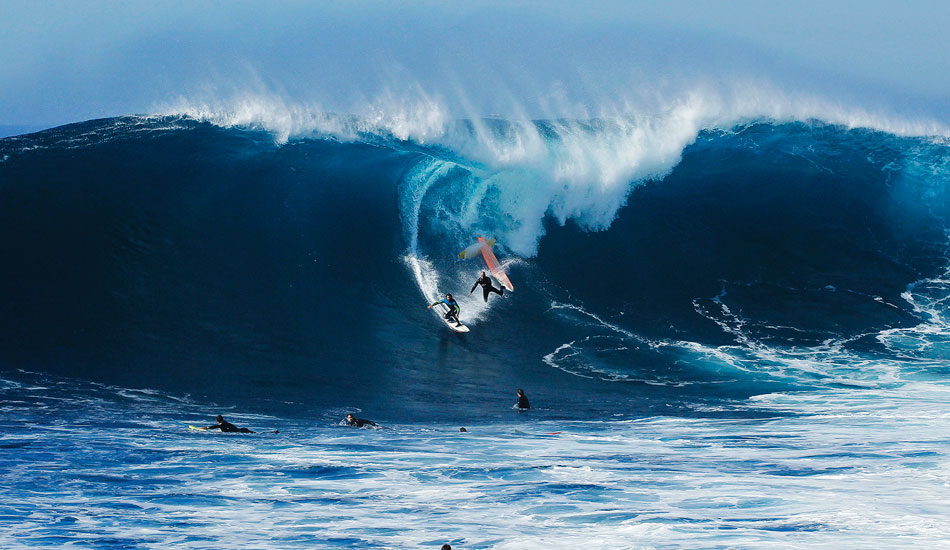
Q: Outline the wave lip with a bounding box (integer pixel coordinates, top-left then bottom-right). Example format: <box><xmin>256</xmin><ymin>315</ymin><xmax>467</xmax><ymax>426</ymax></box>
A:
<box><xmin>160</xmin><ymin>81</ymin><xmax>950</xmax><ymax>146</ymax></box>
<box><xmin>161</xmin><ymin>83</ymin><xmax>950</xmax><ymax>258</ymax></box>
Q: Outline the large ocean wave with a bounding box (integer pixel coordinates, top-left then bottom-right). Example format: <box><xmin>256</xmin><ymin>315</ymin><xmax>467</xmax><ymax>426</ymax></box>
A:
<box><xmin>1</xmin><ymin>110</ymin><xmax>949</xmax><ymax>418</ymax></box>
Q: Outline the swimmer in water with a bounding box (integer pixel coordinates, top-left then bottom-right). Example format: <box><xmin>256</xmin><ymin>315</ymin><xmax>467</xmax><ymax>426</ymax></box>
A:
<box><xmin>516</xmin><ymin>389</ymin><xmax>530</xmax><ymax>410</ymax></box>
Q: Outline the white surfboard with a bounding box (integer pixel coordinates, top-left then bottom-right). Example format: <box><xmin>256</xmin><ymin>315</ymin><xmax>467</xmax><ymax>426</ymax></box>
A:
<box><xmin>433</xmin><ymin>302</ymin><xmax>470</xmax><ymax>333</ymax></box>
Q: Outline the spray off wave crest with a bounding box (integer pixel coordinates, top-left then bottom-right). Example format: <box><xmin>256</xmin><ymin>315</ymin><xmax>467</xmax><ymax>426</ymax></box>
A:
<box><xmin>161</xmin><ymin>82</ymin><xmax>950</xmax><ymax>146</ymax></box>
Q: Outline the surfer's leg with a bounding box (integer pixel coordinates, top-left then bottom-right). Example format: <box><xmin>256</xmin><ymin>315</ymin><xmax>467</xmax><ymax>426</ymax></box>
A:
<box><xmin>482</xmin><ymin>287</ymin><xmax>491</xmax><ymax>302</ymax></box>
<box><xmin>490</xmin><ymin>285</ymin><xmax>503</xmax><ymax>296</ymax></box>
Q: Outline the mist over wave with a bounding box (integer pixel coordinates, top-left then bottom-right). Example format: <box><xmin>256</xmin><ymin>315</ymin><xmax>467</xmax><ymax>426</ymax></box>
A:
<box><xmin>8</xmin><ymin>1</ymin><xmax>950</xmax><ymax>134</ymax></box>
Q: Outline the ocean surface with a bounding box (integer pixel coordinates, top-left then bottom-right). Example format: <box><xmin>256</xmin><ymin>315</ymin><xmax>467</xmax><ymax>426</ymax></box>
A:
<box><xmin>1</xmin><ymin>114</ymin><xmax>949</xmax><ymax>548</ymax></box>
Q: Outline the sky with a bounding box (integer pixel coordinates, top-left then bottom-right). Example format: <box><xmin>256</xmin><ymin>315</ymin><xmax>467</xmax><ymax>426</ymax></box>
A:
<box><xmin>1</xmin><ymin>0</ymin><xmax>949</xmax><ymax>129</ymax></box>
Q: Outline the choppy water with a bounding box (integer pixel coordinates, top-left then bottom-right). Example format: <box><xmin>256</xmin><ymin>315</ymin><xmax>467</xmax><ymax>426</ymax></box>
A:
<box><xmin>2</xmin><ymin>371</ymin><xmax>948</xmax><ymax>549</ymax></box>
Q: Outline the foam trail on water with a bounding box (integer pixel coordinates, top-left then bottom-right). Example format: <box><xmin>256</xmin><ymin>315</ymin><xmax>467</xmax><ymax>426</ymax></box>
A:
<box><xmin>400</xmin><ymin>158</ymin><xmax>449</xmax><ymax>310</ymax></box>
<box><xmin>399</xmin><ymin>157</ymin><xmax>452</xmax><ymax>255</ymax></box>
<box><xmin>399</xmin><ymin>157</ymin><xmax>495</xmax><ymax>325</ymax></box>
<box><xmin>541</xmin><ymin>295</ymin><xmax>911</xmax><ymax>389</ymax></box>
<box><xmin>878</xmin><ymin>259</ymin><xmax>950</xmax><ymax>361</ymax></box>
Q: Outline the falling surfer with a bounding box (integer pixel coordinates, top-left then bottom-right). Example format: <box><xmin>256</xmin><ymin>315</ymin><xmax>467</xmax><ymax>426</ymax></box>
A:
<box><xmin>429</xmin><ymin>293</ymin><xmax>462</xmax><ymax>327</ymax></box>
<box><xmin>458</xmin><ymin>236</ymin><xmax>514</xmax><ymax>291</ymax></box>
<box><xmin>470</xmin><ymin>270</ymin><xmax>505</xmax><ymax>302</ymax></box>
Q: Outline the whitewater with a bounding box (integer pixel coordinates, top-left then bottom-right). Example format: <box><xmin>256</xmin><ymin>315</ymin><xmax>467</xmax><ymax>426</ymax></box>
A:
<box><xmin>2</xmin><ymin>369</ymin><xmax>948</xmax><ymax>549</ymax></box>
<box><xmin>2</xmin><ymin>84</ymin><xmax>950</xmax><ymax>548</ymax></box>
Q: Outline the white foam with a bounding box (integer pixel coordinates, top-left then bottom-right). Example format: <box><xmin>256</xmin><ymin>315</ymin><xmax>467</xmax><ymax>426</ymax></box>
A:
<box><xmin>402</xmin><ymin>253</ymin><xmax>496</xmax><ymax>327</ymax></box>
<box><xmin>4</xmin><ymin>375</ymin><xmax>949</xmax><ymax>549</ymax></box>
<box><xmin>157</xmin><ymin>90</ymin><xmax>450</xmax><ymax>146</ymax></box>
<box><xmin>878</xmin><ymin>258</ymin><xmax>950</xmax><ymax>361</ymax></box>
<box><xmin>159</xmin><ymin>81</ymin><xmax>950</xmax><ymax>258</ymax></box>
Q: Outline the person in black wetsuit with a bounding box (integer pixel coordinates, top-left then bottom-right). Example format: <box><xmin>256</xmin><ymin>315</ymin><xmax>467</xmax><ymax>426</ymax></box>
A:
<box><xmin>516</xmin><ymin>389</ymin><xmax>530</xmax><ymax>410</ymax></box>
<box><xmin>470</xmin><ymin>271</ymin><xmax>505</xmax><ymax>302</ymax></box>
<box><xmin>428</xmin><ymin>293</ymin><xmax>462</xmax><ymax>326</ymax></box>
<box><xmin>205</xmin><ymin>415</ymin><xmax>255</xmax><ymax>433</ymax></box>
<box><xmin>345</xmin><ymin>413</ymin><xmax>379</xmax><ymax>428</ymax></box>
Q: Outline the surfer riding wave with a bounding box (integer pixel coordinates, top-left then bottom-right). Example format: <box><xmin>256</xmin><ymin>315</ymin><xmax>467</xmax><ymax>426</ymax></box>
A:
<box><xmin>429</xmin><ymin>293</ymin><xmax>462</xmax><ymax>327</ymax></box>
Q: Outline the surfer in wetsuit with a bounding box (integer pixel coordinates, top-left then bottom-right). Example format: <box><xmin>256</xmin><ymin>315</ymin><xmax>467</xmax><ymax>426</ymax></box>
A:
<box><xmin>204</xmin><ymin>415</ymin><xmax>255</xmax><ymax>433</ymax></box>
<box><xmin>470</xmin><ymin>271</ymin><xmax>505</xmax><ymax>302</ymax></box>
<box><xmin>345</xmin><ymin>413</ymin><xmax>378</xmax><ymax>428</ymax></box>
<box><xmin>428</xmin><ymin>293</ymin><xmax>462</xmax><ymax>327</ymax></box>
<box><xmin>516</xmin><ymin>389</ymin><xmax>530</xmax><ymax>410</ymax></box>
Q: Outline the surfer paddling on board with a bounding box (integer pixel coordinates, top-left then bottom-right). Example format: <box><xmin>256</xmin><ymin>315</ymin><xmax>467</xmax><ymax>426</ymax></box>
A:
<box><xmin>345</xmin><ymin>413</ymin><xmax>378</xmax><ymax>428</ymax></box>
<box><xmin>470</xmin><ymin>271</ymin><xmax>504</xmax><ymax>302</ymax></box>
<box><xmin>429</xmin><ymin>293</ymin><xmax>462</xmax><ymax>327</ymax></box>
<box><xmin>201</xmin><ymin>415</ymin><xmax>255</xmax><ymax>433</ymax></box>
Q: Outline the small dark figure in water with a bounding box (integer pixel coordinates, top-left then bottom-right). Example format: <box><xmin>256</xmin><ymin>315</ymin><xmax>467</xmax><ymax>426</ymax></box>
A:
<box><xmin>459</xmin><ymin>427</ymin><xmax>468</xmax><ymax>432</ymax></box>
<box><xmin>205</xmin><ymin>415</ymin><xmax>255</xmax><ymax>433</ymax></box>
<box><xmin>470</xmin><ymin>270</ymin><xmax>504</xmax><ymax>302</ymax></box>
<box><xmin>345</xmin><ymin>413</ymin><xmax>378</xmax><ymax>428</ymax></box>
<box><xmin>516</xmin><ymin>389</ymin><xmax>530</xmax><ymax>410</ymax></box>
<box><xmin>441</xmin><ymin>545</ymin><xmax>452</xmax><ymax>550</ymax></box>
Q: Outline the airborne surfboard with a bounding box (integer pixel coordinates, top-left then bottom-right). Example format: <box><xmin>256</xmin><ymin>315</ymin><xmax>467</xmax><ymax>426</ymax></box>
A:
<box><xmin>458</xmin><ymin>237</ymin><xmax>514</xmax><ymax>291</ymax></box>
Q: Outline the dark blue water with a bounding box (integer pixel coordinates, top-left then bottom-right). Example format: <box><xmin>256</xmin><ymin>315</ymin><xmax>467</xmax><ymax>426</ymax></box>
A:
<box><xmin>1</xmin><ymin>117</ymin><xmax>948</xmax><ymax>420</ymax></box>
<box><xmin>2</xmin><ymin>116</ymin><xmax>950</xmax><ymax>548</ymax></box>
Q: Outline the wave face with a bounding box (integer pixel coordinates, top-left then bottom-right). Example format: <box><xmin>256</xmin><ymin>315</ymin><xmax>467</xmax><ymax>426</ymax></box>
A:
<box><xmin>1</xmin><ymin>115</ymin><xmax>949</xmax><ymax>419</ymax></box>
